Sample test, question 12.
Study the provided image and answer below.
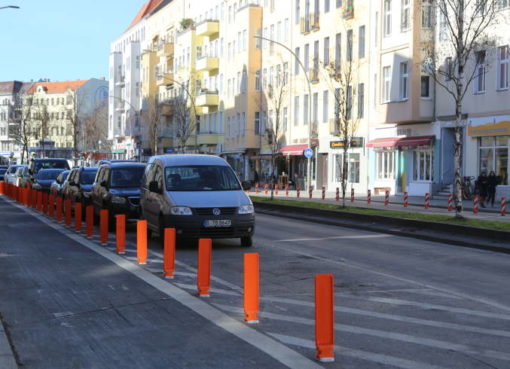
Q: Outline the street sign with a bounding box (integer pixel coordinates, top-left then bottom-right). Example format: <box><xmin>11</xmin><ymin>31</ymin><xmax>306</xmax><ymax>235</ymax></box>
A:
<box><xmin>304</xmin><ymin>148</ymin><xmax>313</xmax><ymax>158</ymax></box>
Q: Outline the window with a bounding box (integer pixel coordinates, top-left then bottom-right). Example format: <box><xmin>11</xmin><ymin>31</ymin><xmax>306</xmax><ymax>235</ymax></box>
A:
<box><xmin>322</xmin><ymin>90</ymin><xmax>329</xmax><ymax>122</ymax></box>
<box><xmin>400</xmin><ymin>62</ymin><xmax>408</xmax><ymax>100</ymax></box>
<box><xmin>413</xmin><ymin>150</ymin><xmax>434</xmax><ymax>181</ymax></box>
<box><xmin>313</xmin><ymin>92</ymin><xmax>319</xmax><ymax>124</ymax></box>
<box><xmin>325</xmin><ymin>0</ymin><xmax>330</xmax><ymax>12</ymax></box>
<box><xmin>384</xmin><ymin>0</ymin><xmax>392</xmax><ymax>37</ymax></box>
<box><xmin>358</xmin><ymin>26</ymin><xmax>365</xmax><ymax>58</ymax></box>
<box><xmin>324</xmin><ymin>37</ymin><xmax>330</xmax><ymax>65</ymax></box>
<box><xmin>295</xmin><ymin>47</ymin><xmax>301</xmax><ymax>75</ymax></box>
<box><xmin>336</xmin><ymin>0</ymin><xmax>341</xmax><ymax>8</ymax></box>
<box><xmin>382</xmin><ymin>66</ymin><xmax>391</xmax><ymax>102</ymax></box>
<box><xmin>422</xmin><ymin>0</ymin><xmax>432</xmax><ymax>28</ymax></box>
<box><xmin>421</xmin><ymin>75</ymin><xmax>430</xmax><ymax>97</ymax></box>
<box><xmin>303</xmin><ymin>94</ymin><xmax>309</xmax><ymax>125</ymax></box>
<box><xmin>334</xmin><ymin>153</ymin><xmax>360</xmax><ymax>183</ymax></box>
<box><xmin>357</xmin><ymin>83</ymin><xmax>364</xmax><ymax>118</ymax></box>
<box><xmin>479</xmin><ymin>136</ymin><xmax>509</xmax><ymax>185</ymax></box>
<box><xmin>283</xmin><ymin>107</ymin><xmax>288</xmax><ymax>132</ymax></box>
<box><xmin>346</xmin><ymin>85</ymin><xmax>352</xmax><ymax>119</ymax></box>
<box><xmin>475</xmin><ymin>51</ymin><xmax>486</xmax><ymax>93</ymax></box>
<box><xmin>498</xmin><ymin>46</ymin><xmax>509</xmax><ymax>90</ymax></box>
<box><xmin>377</xmin><ymin>150</ymin><xmax>395</xmax><ymax>179</ymax></box>
<box><xmin>346</xmin><ymin>29</ymin><xmax>353</xmax><ymax>61</ymax></box>
<box><xmin>304</xmin><ymin>44</ymin><xmax>309</xmax><ymax>71</ymax></box>
<box><xmin>295</xmin><ymin>0</ymin><xmax>300</xmax><ymax>24</ymax></box>
<box><xmin>401</xmin><ymin>0</ymin><xmax>410</xmax><ymax>31</ymax></box>
<box><xmin>255</xmin><ymin>70</ymin><xmax>261</xmax><ymax>91</ymax></box>
<box><xmin>444</xmin><ymin>57</ymin><xmax>453</xmax><ymax>81</ymax></box>
<box><xmin>335</xmin><ymin>33</ymin><xmax>341</xmax><ymax>71</ymax></box>
<box><xmin>294</xmin><ymin>96</ymin><xmax>300</xmax><ymax>125</ymax></box>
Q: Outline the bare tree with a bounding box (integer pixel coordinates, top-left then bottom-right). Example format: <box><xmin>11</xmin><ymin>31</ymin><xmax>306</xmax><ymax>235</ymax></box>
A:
<box><xmin>170</xmin><ymin>83</ymin><xmax>196</xmax><ymax>153</ymax></box>
<box><xmin>83</xmin><ymin>102</ymin><xmax>109</xmax><ymax>153</ymax></box>
<box><xmin>145</xmin><ymin>96</ymin><xmax>163</xmax><ymax>156</ymax></box>
<box><xmin>263</xmin><ymin>66</ymin><xmax>289</xmax><ymax>200</ymax></box>
<box><xmin>10</xmin><ymin>92</ymin><xmax>33</xmax><ymax>163</ymax></box>
<box><xmin>66</xmin><ymin>92</ymin><xmax>81</xmax><ymax>164</ymax></box>
<box><xmin>33</xmin><ymin>103</ymin><xmax>50</xmax><ymax>157</ymax></box>
<box><xmin>423</xmin><ymin>0</ymin><xmax>500</xmax><ymax>217</ymax></box>
<box><xmin>323</xmin><ymin>38</ymin><xmax>361</xmax><ymax>207</ymax></box>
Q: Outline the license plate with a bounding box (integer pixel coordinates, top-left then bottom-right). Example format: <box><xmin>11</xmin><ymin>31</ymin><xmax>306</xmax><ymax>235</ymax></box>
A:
<box><xmin>203</xmin><ymin>219</ymin><xmax>232</xmax><ymax>228</ymax></box>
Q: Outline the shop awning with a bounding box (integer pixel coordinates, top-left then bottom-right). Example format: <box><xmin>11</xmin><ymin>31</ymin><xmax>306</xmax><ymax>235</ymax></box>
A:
<box><xmin>278</xmin><ymin>144</ymin><xmax>308</xmax><ymax>156</ymax></box>
<box><xmin>366</xmin><ymin>136</ymin><xmax>435</xmax><ymax>148</ymax></box>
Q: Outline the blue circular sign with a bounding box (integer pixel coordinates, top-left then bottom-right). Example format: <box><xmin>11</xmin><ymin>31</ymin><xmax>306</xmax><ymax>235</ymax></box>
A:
<box><xmin>304</xmin><ymin>148</ymin><xmax>313</xmax><ymax>158</ymax></box>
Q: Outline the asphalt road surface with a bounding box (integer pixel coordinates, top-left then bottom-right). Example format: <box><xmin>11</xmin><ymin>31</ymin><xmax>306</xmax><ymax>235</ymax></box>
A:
<box><xmin>1</xmin><ymin>196</ymin><xmax>510</xmax><ymax>369</ymax></box>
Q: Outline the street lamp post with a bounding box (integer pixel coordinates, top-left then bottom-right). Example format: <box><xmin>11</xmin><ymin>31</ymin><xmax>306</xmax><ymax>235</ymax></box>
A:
<box><xmin>254</xmin><ymin>35</ymin><xmax>313</xmax><ymax>192</ymax></box>
<box><xmin>157</xmin><ymin>75</ymin><xmax>199</xmax><ymax>153</ymax></box>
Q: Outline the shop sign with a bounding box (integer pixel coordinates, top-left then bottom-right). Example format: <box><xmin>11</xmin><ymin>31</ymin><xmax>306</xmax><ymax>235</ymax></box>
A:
<box><xmin>330</xmin><ymin>137</ymin><xmax>364</xmax><ymax>149</ymax></box>
<box><xmin>468</xmin><ymin>121</ymin><xmax>510</xmax><ymax>137</ymax></box>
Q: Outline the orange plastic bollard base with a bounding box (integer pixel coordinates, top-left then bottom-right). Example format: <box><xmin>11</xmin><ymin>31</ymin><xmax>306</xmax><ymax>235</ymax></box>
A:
<box><xmin>315</xmin><ymin>274</ymin><xmax>335</xmax><ymax>363</ymax></box>
<box><xmin>197</xmin><ymin>238</ymin><xmax>212</xmax><ymax>297</ymax></box>
<box><xmin>244</xmin><ymin>253</ymin><xmax>260</xmax><ymax>324</ymax></box>
<box><xmin>163</xmin><ymin>228</ymin><xmax>176</xmax><ymax>278</ymax></box>
<box><xmin>137</xmin><ymin>220</ymin><xmax>148</xmax><ymax>264</ymax></box>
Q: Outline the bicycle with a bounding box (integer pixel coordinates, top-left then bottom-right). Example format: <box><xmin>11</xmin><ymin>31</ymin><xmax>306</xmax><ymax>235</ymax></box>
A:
<box><xmin>461</xmin><ymin>176</ymin><xmax>475</xmax><ymax>200</ymax></box>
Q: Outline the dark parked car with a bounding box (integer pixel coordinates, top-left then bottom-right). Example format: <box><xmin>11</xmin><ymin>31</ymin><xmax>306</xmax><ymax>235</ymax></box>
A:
<box><xmin>32</xmin><ymin>169</ymin><xmax>66</xmax><ymax>193</ymax></box>
<box><xmin>50</xmin><ymin>170</ymin><xmax>70</xmax><ymax>198</ymax></box>
<box><xmin>29</xmin><ymin>158</ymin><xmax>70</xmax><ymax>182</ymax></box>
<box><xmin>62</xmin><ymin>167</ymin><xmax>98</xmax><ymax>206</ymax></box>
<box><xmin>91</xmin><ymin>162</ymin><xmax>146</xmax><ymax>223</ymax></box>
<box><xmin>0</xmin><ymin>165</ymin><xmax>8</xmax><ymax>181</ymax></box>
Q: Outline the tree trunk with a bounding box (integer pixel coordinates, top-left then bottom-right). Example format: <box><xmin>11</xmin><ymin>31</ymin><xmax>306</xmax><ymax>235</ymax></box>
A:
<box><xmin>341</xmin><ymin>141</ymin><xmax>348</xmax><ymax>208</ymax></box>
<box><xmin>270</xmin><ymin>153</ymin><xmax>275</xmax><ymax>201</ymax></box>
<box><xmin>453</xmin><ymin>101</ymin><xmax>464</xmax><ymax>217</ymax></box>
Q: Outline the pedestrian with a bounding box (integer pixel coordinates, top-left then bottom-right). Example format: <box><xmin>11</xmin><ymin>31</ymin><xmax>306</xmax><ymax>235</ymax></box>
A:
<box><xmin>487</xmin><ymin>171</ymin><xmax>498</xmax><ymax>207</ymax></box>
<box><xmin>253</xmin><ymin>170</ymin><xmax>259</xmax><ymax>185</ymax></box>
<box><xmin>476</xmin><ymin>171</ymin><xmax>489</xmax><ymax>207</ymax></box>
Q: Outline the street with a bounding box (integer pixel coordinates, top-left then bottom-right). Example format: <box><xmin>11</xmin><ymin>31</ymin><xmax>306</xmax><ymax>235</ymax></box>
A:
<box><xmin>1</xmin><ymin>196</ymin><xmax>510</xmax><ymax>369</ymax></box>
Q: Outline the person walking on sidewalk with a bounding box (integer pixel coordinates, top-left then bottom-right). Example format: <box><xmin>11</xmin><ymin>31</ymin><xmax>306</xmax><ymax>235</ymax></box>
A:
<box><xmin>487</xmin><ymin>171</ymin><xmax>498</xmax><ymax>207</ymax></box>
<box><xmin>477</xmin><ymin>171</ymin><xmax>489</xmax><ymax>207</ymax></box>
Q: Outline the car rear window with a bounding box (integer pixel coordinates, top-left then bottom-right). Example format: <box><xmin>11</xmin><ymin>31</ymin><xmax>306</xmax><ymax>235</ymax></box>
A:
<box><xmin>35</xmin><ymin>161</ymin><xmax>69</xmax><ymax>172</ymax></box>
<box><xmin>110</xmin><ymin>167</ymin><xmax>145</xmax><ymax>188</ymax></box>
<box><xmin>37</xmin><ymin>170</ymin><xmax>63</xmax><ymax>180</ymax></box>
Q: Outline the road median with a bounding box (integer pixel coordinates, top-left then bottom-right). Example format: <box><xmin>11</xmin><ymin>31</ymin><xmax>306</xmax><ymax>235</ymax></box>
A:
<box><xmin>251</xmin><ymin>196</ymin><xmax>510</xmax><ymax>254</ymax></box>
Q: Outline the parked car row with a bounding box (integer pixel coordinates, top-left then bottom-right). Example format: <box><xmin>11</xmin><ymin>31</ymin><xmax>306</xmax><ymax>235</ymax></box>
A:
<box><xmin>5</xmin><ymin>155</ymin><xmax>255</xmax><ymax>247</ymax></box>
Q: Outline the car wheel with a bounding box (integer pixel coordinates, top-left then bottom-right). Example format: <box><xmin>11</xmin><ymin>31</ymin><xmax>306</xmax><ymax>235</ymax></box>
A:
<box><xmin>241</xmin><ymin>236</ymin><xmax>253</xmax><ymax>247</ymax></box>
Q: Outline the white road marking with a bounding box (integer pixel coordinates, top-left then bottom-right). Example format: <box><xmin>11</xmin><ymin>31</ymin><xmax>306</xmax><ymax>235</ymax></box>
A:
<box><xmin>214</xmin><ymin>304</ymin><xmax>510</xmax><ymax>362</ymax></box>
<box><xmin>13</xmin><ymin>201</ymin><xmax>322</xmax><ymax>369</ymax></box>
<box><xmin>275</xmin><ymin>234</ymin><xmax>393</xmax><ymax>242</ymax></box>
<box><xmin>268</xmin><ymin>333</ymin><xmax>449</xmax><ymax>369</ymax></box>
<box><xmin>173</xmin><ymin>282</ymin><xmax>241</xmax><ymax>296</ymax></box>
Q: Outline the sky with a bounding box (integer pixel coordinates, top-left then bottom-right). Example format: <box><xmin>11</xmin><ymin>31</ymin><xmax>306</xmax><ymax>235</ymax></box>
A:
<box><xmin>0</xmin><ymin>0</ymin><xmax>146</xmax><ymax>82</ymax></box>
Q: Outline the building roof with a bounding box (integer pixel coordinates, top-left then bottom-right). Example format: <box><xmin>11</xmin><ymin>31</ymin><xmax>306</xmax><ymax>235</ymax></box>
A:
<box><xmin>126</xmin><ymin>0</ymin><xmax>166</xmax><ymax>31</ymax></box>
<box><xmin>0</xmin><ymin>81</ymin><xmax>23</xmax><ymax>95</ymax></box>
<box><xmin>27</xmin><ymin>80</ymin><xmax>88</xmax><ymax>95</ymax></box>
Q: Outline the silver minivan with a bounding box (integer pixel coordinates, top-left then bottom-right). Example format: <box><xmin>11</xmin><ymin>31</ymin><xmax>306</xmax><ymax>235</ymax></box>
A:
<box><xmin>140</xmin><ymin>155</ymin><xmax>255</xmax><ymax>247</ymax></box>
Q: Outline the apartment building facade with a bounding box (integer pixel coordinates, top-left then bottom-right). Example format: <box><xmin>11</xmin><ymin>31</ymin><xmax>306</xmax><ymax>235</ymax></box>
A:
<box><xmin>0</xmin><ymin>81</ymin><xmax>24</xmax><ymax>162</ymax></box>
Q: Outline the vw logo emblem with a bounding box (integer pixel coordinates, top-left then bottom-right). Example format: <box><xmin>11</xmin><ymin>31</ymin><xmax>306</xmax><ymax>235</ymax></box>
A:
<box><xmin>212</xmin><ymin>208</ymin><xmax>221</xmax><ymax>216</ymax></box>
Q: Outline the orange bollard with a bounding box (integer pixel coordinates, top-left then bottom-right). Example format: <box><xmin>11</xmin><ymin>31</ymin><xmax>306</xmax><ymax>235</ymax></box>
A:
<box><xmin>48</xmin><ymin>195</ymin><xmax>54</xmax><ymax>217</ymax></box>
<box><xmin>74</xmin><ymin>202</ymin><xmax>82</xmax><ymax>232</ymax></box>
<box><xmin>163</xmin><ymin>228</ymin><xmax>176</xmax><ymax>278</ymax></box>
<box><xmin>42</xmin><ymin>193</ymin><xmax>48</xmax><ymax>215</ymax></box>
<box><xmin>86</xmin><ymin>206</ymin><xmax>94</xmax><ymax>238</ymax></box>
<box><xmin>100</xmin><ymin>209</ymin><xmax>108</xmax><ymax>245</ymax></box>
<box><xmin>37</xmin><ymin>191</ymin><xmax>43</xmax><ymax>212</ymax></box>
<box><xmin>244</xmin><ymin>253</ymin><xmax>260</xmax><ymax>324</ymax></box>
<box><xmin>65</xmin><ymin>199</ymin><xmax>72</xmax><ymax>226</ymax></box>
<box><xmin>31</xmin><ymin>189</ymin><xmax>37</xmax><ymax>209</ymax></box>
<box><xmin>315</xmin><ymin>274</ymin><xmax>335</xmax><ymax>362</ymax></box>
<box><xmin>137</xmin><ymin>219</ymin><xmax>148</xmax><ymax>264</ymax></box>
<box><xmin>56</xmin><ymin>197</ymin><xmax>63</xmax><ymax>222</ymax></box>
<box><xmin>197</xmin><ymin>238</ymin><xmax>212</xmax><ymax>297</ymax></box>
<box><xmin>116</xmin><ymin>214</ymin><xmax>126</xmax><ymax>254</ymax></box>
<box><xmin>0</xmin><ymin>181</ymin><xmax>4</xmax><ymax>195</ymax></box>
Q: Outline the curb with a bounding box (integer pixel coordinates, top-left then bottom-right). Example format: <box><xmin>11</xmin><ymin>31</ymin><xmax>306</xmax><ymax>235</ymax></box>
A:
<box><xmin>253</xmin><ymin>201</ymin><xmax>510</xmax><ymax>255</ymax></box>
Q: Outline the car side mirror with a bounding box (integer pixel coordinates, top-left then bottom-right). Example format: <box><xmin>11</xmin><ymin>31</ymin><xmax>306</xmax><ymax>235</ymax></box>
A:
<box><xmin>149</xmin><ymin>181</ymin><xmax>161</xmax><ymax>193</ymax></box>
<box><xmin>241</xmin><ymin>181</ymin><xmax>251</xmax><ymax>191</ymax></box>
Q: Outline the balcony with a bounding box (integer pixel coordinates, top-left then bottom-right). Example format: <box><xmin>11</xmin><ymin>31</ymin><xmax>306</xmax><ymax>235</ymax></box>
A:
<box><xmin>196</xmin><ymin>56</ymin><xmax>219</xmax><ymax>72</ymax></box>
<box><xmin>157</xmin><ymin>72</ymin><xmax>174</xmax><ymax>86</ymax></box>
<box><xmin>300</xmin><ymin>14</ymin><xmax>319</xmax><ymax>34</ymax></box>
<box><xmin>157</xmin><ymin>41</ymin><xmax>174</xmax><ymax>57</ymax></box>
<box><xmin>308</xmin><ymin>68</ymin><xmax>319</xmax><ymax>84</ymax></box>
<box><xmin>343</xmin><ymin>0</ymin><xmax>354</xmax><ymax>19</ymax></box>
<box><xmin>197</xmin><ymin>132</ymin><xmax>222</xmax><ymax>145</ymax></box>
<box><xmin>196</xmin><ymin>89</ymin><xmax>219</xmax><ymax>107</ymax></box>
<box><xmin>196</xmin><ymin>20</ymin><xmax>219</xmax><ymax>37</ymax></box>
<box><xmin>115</xmin><ymin>75</ymin><xmax>125</xmax><ymax>87</ymax></box>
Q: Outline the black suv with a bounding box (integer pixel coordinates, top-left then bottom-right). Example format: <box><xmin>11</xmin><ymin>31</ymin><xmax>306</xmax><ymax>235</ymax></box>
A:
<box><xmin>91</xmin><ymin>162</ymin><xmax>146</xmax><ymax>222</ymax></box>
<box><xmin>29</xmin><ymin>158</ymin><xmax>70</xmax><ymax>182</ymax></box>
<box><xmin>62</xmin><ymin>167</ymin><xmax>98</xmax><ymax>206</ymax></box>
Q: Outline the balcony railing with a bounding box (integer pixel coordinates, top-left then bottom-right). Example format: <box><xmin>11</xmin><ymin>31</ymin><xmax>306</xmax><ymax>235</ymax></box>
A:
<box><xmin>196</xmin><ymin>20</ymin><xmax>220</xmax><ymax>37</ymax></box>
<box><xmin>196</xmin><ymin>56</ymin><xmax>219</xmax><ymax>72</ymax></box>
<box><xmin>308</xmin><ymin>68</ymin><xmax>319</xmax><ymax>83</ymax></box>
<box><xmin>300</xmin><ymin>13</ymin><xmax>319</xmax><ymax>34</ymax></box>
<box><xmin>196</xmin><ymin>89</ymin><xmax>219</xmax><ymax>107</ymax></box>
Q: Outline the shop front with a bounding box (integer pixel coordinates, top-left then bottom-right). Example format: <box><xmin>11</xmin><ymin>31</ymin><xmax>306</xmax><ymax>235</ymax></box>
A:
<box><xmin>467</xmin><ymin>117</ymin><xmax>510</xmax><ymax>198</ymax></box>
<box><xmin>278</xmin><ymin>144</ymin><xmax>310</xmax><ymax>190</ymax></box>
<box><xmin>324</xmin><ymin>138</ymin><xmax>365</xmax><ymax>194</ymax></box>
<box><xmin>367</xmin><ymin>135</ymin><xmax>437</xmax><ymax>196</ymax></box>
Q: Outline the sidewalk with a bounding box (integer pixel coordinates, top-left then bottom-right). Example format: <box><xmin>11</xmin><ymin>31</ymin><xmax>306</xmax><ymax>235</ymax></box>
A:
<box><xmin>0</xmin><ymin>196</ymin><xmax>310</xmax><ymax>369</ymax></box>
<box><xmin>249</xmin><ymin>190</ymin><xmax>510</xmax><ymax>223</ymax></box>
